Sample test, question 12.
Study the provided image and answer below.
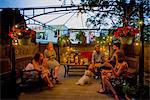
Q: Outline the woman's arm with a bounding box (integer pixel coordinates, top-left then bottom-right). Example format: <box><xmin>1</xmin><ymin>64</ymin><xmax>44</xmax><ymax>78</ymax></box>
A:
<box><xmin>32</xmin><ymin>60</ymin><xmax>41</xmax><ymax>72</ymax></box>
<box><xmin>113</xmin><ymin>63</ymin><xmax>125</xmax><ymax>77</ymax></box>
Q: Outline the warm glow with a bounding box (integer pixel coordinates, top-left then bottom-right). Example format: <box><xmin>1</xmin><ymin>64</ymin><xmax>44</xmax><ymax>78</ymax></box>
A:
<box><xmin>135</xmin><ymin>42</ymin><xmax>139</xmax><ymax>46</ymax></box>
<box><xmin>15</xmin><ymin>25</ymin><xmax>18</xmax><ymax>28</ymax></box>
<box><xmin>15</xmin><ymin>43</ymin><xmax>18</xmax><ymax>45</ymax></box>
<box><xmin>137</xmin><ymin>33</ymin><xmax>140</xmax><ymax>36</ymax></box>
<box><xmin>110</xmin><ymin>36</ymin><xmax>112</xmax><ymax>39</ymax></box>
<box><xmin>18</xmin><ymin>33</ymin><xmax>21</xmax><ymax>35</ymax></box>
<box><xmin>14</xmin><ymin>39</ymin><xmax>18</xmax><ymax>43</ymax></box>
<box><xmin>67</xmin><ymin>47</ymin><xmax>70</xmax><ymax>51</ymax></box>
<box><xmin>138</xmin><ymin>21</ymin><xmax>143</xmax><ymax>25</ymax></box>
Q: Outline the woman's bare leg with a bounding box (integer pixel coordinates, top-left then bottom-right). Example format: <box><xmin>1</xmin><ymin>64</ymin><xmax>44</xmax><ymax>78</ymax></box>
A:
<box><xmin>43</xmin><ymin>76</ymin><xmax>54</xmax><ymax>88</ymax></box>
<box><xmin>104</xmin><ymin>78</ymin><xmax>119</xmax><ymax>100</ymax></box>
<box><xmin>103</xmin><ymin>62</ymin><xmax>113</xmax><ymax>69</ymax></box>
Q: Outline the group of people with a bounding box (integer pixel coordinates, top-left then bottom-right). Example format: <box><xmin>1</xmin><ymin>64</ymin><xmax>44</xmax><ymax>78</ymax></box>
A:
<box><xmin>25</xmin><ymin>42</ymin><xmax>61</xmax><ymax>89</ymax></box>
<box><xmin>76</xmin><ymin>43</ymin><xmax>128</xmax><ymax>100</ymax></box>
<box><xmin>25</xmin><ymin>41</ymin><xmax>128</xmax><ymax>99</ymax></box>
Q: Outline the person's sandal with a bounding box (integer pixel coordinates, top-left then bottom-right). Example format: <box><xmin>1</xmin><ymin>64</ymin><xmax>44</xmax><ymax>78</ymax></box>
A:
<box><xmin>97</xmin><ymin>89</ymin><xmax>105</xmax><ymax>94</ymax></box>
<box><xmin>54</xmin><ymin>77</ymin><xmax>61</xmax><ymax>84</ymax></box>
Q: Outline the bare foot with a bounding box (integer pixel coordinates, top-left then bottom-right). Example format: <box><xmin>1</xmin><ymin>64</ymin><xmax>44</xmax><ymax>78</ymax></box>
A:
<box><xmin>97</xmin><ymin>89</ymin><xmax>105</xmax><ymax>94</ymax></box>
<box><xmin>114</xmin><ymin>94</ymin><xmax>119</xmax><ymax>100</ymax></box>
<box><xmin>48</xmin><ymin>84</ymin><xmax>54</xmax><ymax>89</ymax></box>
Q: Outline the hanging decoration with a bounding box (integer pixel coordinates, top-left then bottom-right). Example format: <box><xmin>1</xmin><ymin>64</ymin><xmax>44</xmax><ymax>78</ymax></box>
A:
<box><xmin>8</xmin><ymin>27</ymin><xmax>36</xmax><ymax>45</ymax></box>
<box><xmin>113</xmin><ymin>26</ymin><xmax>139</xmax><ymax>45</ymax></box>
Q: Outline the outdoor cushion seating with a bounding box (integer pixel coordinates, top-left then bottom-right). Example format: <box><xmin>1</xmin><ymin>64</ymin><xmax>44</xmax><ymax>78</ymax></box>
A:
<box><xmin>80</xmin><ymin>51</ymin><xmax>93</xmax><ymax>62</ymax></box>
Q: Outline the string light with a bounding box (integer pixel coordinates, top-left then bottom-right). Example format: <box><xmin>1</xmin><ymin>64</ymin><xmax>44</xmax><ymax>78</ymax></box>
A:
<box><xmin>18</xmin><ymin>33</ymin><xmax>21</xmax><ymax>35</ymax></box>
<box><xmin>138</xmin><ymin>20</ymin><xmax>143</xmax><ymax>25</ymax></box>
<box><xmin>135</xmin><ymin>42</ymin><xmax>139</xmax><ymax>46</ymax></box>
<box><xmin>15</xmin><ymin>25</ymin><xmax>18</xmax><ymax>28</ymax></box>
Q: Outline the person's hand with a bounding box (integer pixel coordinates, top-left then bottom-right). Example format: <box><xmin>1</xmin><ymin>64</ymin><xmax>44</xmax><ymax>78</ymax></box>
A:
<box><xmin>102</xmin><ymin>70</ymin><xmax>112</xmax><ymax>75</ymax></box>
<box><xmin>95</xmin><ymin>63</ymin><xmax>102</xmax><ymax>68</ymax></box>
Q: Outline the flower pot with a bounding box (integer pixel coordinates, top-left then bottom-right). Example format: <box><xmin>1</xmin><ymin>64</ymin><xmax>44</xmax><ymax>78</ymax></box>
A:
<box><xmin>120</xmin><ymin>37</ymin><xmax>133</xmax><ymax>45</ymax></box>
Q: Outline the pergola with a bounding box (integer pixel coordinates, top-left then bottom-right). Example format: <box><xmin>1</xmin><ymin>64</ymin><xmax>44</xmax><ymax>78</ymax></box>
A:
<box><xmin>0</xmin><ymin>1</ymin><xmax>149</xmax><ymax>99</ymax></box>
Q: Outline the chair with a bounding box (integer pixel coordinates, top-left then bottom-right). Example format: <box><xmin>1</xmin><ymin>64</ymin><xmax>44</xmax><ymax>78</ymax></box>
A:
<box><xmin>19</xmin><ymin>69</ymin><xmax>43</xmax><ymax>91</ymax></box>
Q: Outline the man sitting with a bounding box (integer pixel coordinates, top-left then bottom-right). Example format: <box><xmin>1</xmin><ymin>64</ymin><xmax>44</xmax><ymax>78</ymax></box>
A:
<box><xmin>88</xmin><ymin>44</ymin><xmax>106</xmax><ymax>78</ymax></box>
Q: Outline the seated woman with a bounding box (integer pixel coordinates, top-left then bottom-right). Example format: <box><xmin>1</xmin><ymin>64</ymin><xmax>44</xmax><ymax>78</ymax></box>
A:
<box><xmin>98</xmin><ymin>50</ymin><xmax>128</xmax><ymax>100</ymax></box>
<box><xmin>25</xmin><ymin>52</ymin><xmax>43</xmax><ymax>77</ymax></box>
<box><xmin>25</xmin><ymin>52</ymin><xmax>54</xmax><ymax>89</ymax></box>
<box><xmin>44</xmin><ymin>42</ymin><xmax>61</xmax><ymax>83</ymax></box>
<box><xmin>103</xmin><ymin>43</ymin><xmax>122</xmax><ymax>68</ymax></box>
<box><xmin>41</xmin><ymin>58</ymin><xmax>54</xmax><ymax>89</ymax></box>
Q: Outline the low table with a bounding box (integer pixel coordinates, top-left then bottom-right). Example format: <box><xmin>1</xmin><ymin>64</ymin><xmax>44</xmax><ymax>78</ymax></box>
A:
<box><xmin>61</xmin><ymin>63</ymin><xmax>89</xmax><ymax>77</ymax></box>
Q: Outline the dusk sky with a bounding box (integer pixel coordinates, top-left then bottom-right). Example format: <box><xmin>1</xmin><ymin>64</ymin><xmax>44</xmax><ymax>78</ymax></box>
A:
<box><xmin>0</xmin><ymin>0</ymin><xmax>149</xmax><ymax>28</ymax></box>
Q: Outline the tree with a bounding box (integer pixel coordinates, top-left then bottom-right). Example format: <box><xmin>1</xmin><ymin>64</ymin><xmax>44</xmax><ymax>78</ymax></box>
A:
<box><xmin>81</xmin><ymin>0</ymin><xmax>149</xmax><ymax>29</ymax></box>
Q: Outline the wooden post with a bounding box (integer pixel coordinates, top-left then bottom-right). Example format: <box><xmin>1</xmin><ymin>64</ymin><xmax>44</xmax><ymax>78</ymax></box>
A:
<box><xmin>57</xmin><ymin>30</ymin><xmax>60</xmax><ymax>63</ymax></box>
<box><xmin>10</xmin><ymin>45</ymin><xmax>17</xmax><ymax>99</ymax></box>
<box><xmin>139</xmin><ymin>3</ymin><xmax>144</xmax><ymax>99</ymax></box>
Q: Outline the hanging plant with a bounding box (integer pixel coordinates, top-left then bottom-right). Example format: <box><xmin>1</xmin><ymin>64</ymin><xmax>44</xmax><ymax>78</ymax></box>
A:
<box><xmin>58</xmin><ymin>35</ymin><xmax>70</xmax><ymax>47</ymax></box>
<box><xmin>113</xmin><ymin>26</ymin><xmax>139</xmax><ymax>45</ymax></box>
<box><xmin>76</xmin><ymin>31</ymin><xmax>86</xmax><ymax>45</ymax></box>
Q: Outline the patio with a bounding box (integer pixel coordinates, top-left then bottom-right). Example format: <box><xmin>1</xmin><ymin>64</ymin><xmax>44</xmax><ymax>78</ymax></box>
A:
<box><xmin>18</xmin><ymin>76</ymin><xmax>114</xmax><ymax>100</ymax></box>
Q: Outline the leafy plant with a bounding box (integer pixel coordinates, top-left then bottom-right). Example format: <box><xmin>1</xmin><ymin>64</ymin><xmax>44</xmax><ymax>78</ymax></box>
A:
<box><xmin>76</xmin><ymin>31</ymin><xmax>86</xmax><ymax>44</ymax></box>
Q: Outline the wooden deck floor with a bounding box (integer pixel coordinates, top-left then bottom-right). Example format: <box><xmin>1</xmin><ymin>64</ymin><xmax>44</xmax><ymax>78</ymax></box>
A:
<box><xmin>18</xmin><ymin>76</ymin><xmax>114</xmax><ymax>100</ymax></box>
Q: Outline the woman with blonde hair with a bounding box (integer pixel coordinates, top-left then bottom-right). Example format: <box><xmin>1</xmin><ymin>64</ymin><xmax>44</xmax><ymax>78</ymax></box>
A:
<box><xmin>44</xmin><ymin>42</ymin><xmax>60</xmax><ymax>83</ymax></box>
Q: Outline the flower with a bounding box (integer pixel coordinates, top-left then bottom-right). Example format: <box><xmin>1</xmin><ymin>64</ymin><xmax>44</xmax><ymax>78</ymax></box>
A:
<box><xmin>114</xmin><ymin>26</ymin><xmax>140</xmax><ymax>38</ymax></box>
<box><xmin>6</xmin><ymin>28</ymin><xmax>36</xmax><ymax>46</ymax></box>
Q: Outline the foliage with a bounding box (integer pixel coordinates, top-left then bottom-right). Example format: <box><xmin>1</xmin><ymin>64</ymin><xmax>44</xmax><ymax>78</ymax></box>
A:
<box><xmin>58</xmin><ymin>35</ymin><xmax>71</xmax><ymax>47</ymax></box>
<box><xmin>76</xmin><ymin>31</ymin><xmax>86</xmax><ymax>44</ymax></box>
<box><xmin>81</xmin><ymin>0</ymin><xmax>149</xmax><ymax>29</ymax></box>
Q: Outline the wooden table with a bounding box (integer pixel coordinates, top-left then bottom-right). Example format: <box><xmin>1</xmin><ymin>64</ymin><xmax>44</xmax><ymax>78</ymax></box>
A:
<box><xmin>61</xmin><ymin>63</ymin><xmax>89</xmax><ymax>77</ymax></box>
